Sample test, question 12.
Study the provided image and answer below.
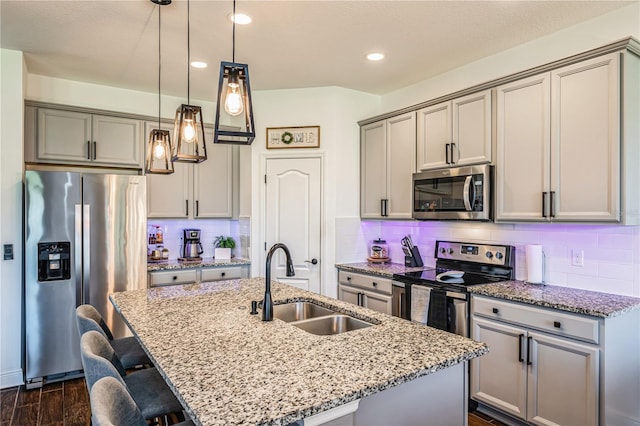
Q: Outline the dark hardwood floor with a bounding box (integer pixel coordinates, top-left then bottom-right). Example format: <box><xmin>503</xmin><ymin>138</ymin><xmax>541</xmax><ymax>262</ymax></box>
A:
<box><xmin>2</xmin><ymin>377</ymin><xmax>504</xmax><ymax>425</ymax></box>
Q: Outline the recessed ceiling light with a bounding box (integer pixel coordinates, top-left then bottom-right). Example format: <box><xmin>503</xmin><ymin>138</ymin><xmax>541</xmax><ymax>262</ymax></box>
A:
<box><xmin>366</xmin><ymin>52</ymin><xmax>385</xmax><ymax>61</ymax></box>
<box><xmin>191</xmin><ymin>61</ymin><xmax>208</xmax><ymax>69</ymax></box>
<box><xmin>229</xmin><ymin>13</ymin><xmax>252</xmax><ymax>25</ymax></box>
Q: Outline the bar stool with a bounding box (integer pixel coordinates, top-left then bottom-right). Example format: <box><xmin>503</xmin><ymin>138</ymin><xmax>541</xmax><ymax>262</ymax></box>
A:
<box><xmin>76</xmin><ymin>304</ymin><xmax>150</xmax><ymax>369</ymax></box>
<box><xmin>80</xmin><ymin>330</ymin><xmax>184</xmax><ymax>421</ymax></box>
<box><xmin>91</xmin><ymin>376</ymin><xmax>194</xmax><ymax>426</ymax></box>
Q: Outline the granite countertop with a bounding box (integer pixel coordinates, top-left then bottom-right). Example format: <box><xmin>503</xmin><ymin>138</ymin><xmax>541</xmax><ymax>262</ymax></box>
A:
<box><xmin>110</xmin><ymin>278</ymin><xmax>487</xmax><ymax>426</ymax></box>
<box><xmin>469</xmin><ymin>280</ymin><xmax>640</xmax><ymax>318</ymax></box>
<box><xmin>335</xmin><ymin>261</ymin><xmax>432</xmax><ymax>278</ymax></box>
<box><xmin>147</xmin><ymin>257</ymin><xmax>251</xmax><ymax>272</ymax></box>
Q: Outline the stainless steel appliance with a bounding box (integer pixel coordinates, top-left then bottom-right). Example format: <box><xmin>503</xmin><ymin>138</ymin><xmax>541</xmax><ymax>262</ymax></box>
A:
<box><xmin>181</xmin><ymin>228</ymin><xmax>203</xmax><ymax>259</ymax></box>
<box><xmin>24</xmin><ymin>171</ymin><xmax>147</xmax><ymax>387</ymax></box>
<box><xmin>392</xmin><ymin>240</ymin><xmax>515</xmax><ymax>337</ymax></box>
<box><xmin>412</xmin><ymin>164</ymin><xmax>492</xmax><ymax>221</ymax></box>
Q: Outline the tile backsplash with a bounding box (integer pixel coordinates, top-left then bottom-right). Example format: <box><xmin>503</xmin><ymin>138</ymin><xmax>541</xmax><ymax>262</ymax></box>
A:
<box><xmin>147</xmin><ymin>219</ymin><xmax>245</xmax><ymax>260</ymax></box>
<box><xmin>335</xmin><ymin>217</ymin><xmax>640</xmax><ymax>297</ymax></box>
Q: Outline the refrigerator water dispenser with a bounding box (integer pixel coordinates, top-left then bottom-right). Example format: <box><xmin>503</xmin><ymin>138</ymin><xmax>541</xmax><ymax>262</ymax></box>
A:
<box><xmin>37</xmin><ymin>242</ymin><xmax>71</xmax><ymax>282</ymax></box>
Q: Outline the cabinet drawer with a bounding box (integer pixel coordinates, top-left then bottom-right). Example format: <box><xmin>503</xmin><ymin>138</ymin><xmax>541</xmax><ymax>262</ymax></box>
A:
<box><xmin>149</xmin><ymin>270</ymin><xmax>198</xmax><ymax>287</ymax></box>
<box><xmin>472</xmin><ymin>296</ymin><xmax>599</xmax><ymax>344</ymax></box>
<box><xmin>201</xmin><ymin>267</ymin><xmax>242</xmax><ymax>282</ymax></box>
<box><xmin>338</xmin><ymin>271</ymin><xmax>392</xmax><ymax>295</ymax></box>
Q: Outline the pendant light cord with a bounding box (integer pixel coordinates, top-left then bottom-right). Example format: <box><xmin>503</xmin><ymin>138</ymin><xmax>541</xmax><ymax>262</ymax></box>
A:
<box><xmin>158</xmin><ymin>4</ymin><xmax>161</xmax><ymax>128</ymax></box>
<box><xmin>232</xmin><ymin>0</ymin><xmax>236</xmax><ymax>62</ymax></box>
<box><xmin>187</xmin><ymin>0</ymin><xmax>190</xmax><ymax>105</ymax></box>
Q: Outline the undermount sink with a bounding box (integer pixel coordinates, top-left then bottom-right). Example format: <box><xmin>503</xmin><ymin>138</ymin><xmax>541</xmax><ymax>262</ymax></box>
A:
<box><xmin>273</xmin><ymin>301</ymin><xmax>334</xmax><ymax>322</ymax></box>
<box><xmin>292</xmin><ymin>315</ymin><xmax>373</xmax><ymax>335</ymax></box>
<box><xmin>273</xmin><ymin>301</ymin><xmax>374</xmax><ymax>335</ymax></box>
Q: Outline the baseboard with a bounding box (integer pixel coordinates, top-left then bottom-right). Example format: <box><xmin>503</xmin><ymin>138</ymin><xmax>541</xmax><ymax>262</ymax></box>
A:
<box><xmin>0</xmin><ymin>369</ymin><xmax>24</xmax><ymax>389</ymax></box>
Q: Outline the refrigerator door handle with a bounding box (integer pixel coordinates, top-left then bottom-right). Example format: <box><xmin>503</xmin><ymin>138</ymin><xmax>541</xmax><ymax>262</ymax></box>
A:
<box><xmin>75</xmin><ymin>204</ymin><xmax>83</xmax><ymax>306</ymax></box>
<box><xmin>82</xmin><ymin>204</ymin><xmax>91</xmax><ymax>304</ymax></box>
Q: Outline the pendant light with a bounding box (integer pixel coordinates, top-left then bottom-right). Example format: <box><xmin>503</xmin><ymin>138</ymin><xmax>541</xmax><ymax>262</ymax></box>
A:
<box><xmin>213</xmin><ymin>0</ymin><xmax>255</xmax><ymax>145</ymax></box>
<box><xmin>173</xmin><ymin>0</ymin><xmax>207</xmax><ymax>163</ymax></box>
<box><xmin>146</xmin><ymin>0</ymin><xmax>174</xmax><ymax>174</ymax></box>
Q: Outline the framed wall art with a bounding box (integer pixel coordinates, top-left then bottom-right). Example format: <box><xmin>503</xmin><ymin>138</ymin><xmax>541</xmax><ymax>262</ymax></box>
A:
<box><xmin>266</xmin><ymin>126</ymin><xmax>320</xmax><ymax>149</ymax></box>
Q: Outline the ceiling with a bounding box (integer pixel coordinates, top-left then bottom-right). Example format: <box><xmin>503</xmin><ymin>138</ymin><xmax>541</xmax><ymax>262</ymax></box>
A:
<box><xmin>0</xmin><ymin>1</ymin><xmax>634</xmax><ymax>99</ymax></box>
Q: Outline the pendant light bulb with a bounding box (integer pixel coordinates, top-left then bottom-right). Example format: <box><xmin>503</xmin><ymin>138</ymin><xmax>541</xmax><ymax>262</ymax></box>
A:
<box><xmin>224</xmin><ymin>69</ymin><xmax>244</xmax><ymax>116</ymax></box>
<box><xmin>153</xmin><ymin>139</ymin><xmax>166</xmax><ymax>159</ymax></box>
<box><xmin>182</xmin><ymin>119</ymin><xmax>196</xmax><ymax>143</ymax></box>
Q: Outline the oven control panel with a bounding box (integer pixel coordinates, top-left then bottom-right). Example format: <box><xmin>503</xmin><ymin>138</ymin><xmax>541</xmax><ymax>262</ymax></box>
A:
<box><xmin>435</xmin><ymin>241</ymin><xmax>511</xmax><ymax>266</ymax></box>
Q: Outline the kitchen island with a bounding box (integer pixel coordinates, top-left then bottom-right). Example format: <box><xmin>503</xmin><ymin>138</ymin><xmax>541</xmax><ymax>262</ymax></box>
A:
<box><xmin>110</xmin><ymin>278</ymin><xmax>487</xmax><ymax>426</ymax></box>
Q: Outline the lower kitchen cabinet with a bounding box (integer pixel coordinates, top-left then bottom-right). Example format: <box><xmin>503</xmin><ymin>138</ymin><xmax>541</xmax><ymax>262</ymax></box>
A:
<box><xmin>470</xmin><ymin>294</ymin><xmax>640</xmax><ymax>426</ymax></box>
<box><xmin>337</xmin><ymin>270</ymin><xmax>392</xmax><ymax>315</ymax></box>
<box><xmin>148</xmin><ymin>265</ymin><xmax>247</xmax><ymax>287</ymax></box>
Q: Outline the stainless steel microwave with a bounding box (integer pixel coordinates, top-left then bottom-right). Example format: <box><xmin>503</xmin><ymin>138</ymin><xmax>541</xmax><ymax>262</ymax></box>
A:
<box><xmin>412</xmin><ymin>164</ymin><xmax>492</xmax><ymax>221</ymax></box>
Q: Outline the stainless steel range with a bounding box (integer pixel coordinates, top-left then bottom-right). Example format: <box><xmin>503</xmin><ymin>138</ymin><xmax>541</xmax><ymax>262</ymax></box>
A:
<box><xmin>392</xmin><ymin>240</ymin><xmax>515</xmax><ymax>337</ymax></box>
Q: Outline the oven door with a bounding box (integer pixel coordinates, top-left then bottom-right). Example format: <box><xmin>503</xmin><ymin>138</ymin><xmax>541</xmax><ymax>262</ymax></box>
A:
<box><xmin>406</xmin><ymin>283</ymin><xmax>469</xmax><ymax>337</ymax></box>
<box><xmin>413</xmin><ymin>164</ymin><xmax>492</xmax><ymax>221</ymax></box>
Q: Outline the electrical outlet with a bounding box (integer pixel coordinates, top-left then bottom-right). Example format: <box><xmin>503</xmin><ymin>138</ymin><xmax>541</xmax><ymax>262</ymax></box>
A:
<box><xmin>571</xmin><ymin>249</ymin><xmax>584</xmax><ymax>267</ymax></box>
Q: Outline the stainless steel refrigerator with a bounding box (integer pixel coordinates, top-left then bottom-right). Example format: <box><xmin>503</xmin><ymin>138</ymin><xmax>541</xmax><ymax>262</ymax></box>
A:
<box><xmin>24</xmin><ymin>171</ymin><xmax>147</xmax><ymax>387</ymax></box>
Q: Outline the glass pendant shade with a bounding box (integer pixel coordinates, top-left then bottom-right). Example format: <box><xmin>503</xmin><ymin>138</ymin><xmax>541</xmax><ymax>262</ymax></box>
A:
<box><xmin>214</xmin><ymin>62</ymin><xmax>255</xmax><ymax>145</ymax></box>
<box><xmin>172</xmin><ymin>104</ymin><xmax>207</xmax><ymax>163</ymax></box>
<box><xmin>146</xmin><ymin>129</ymin><xmax>174</xmax><ymax>174</ymax></box>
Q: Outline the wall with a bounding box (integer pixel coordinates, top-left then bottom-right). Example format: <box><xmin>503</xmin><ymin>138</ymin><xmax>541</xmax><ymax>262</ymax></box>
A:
<box><xmin>147</xmin><ymin>219</ymin><xmax>238</xmax><ymax>260</ymax></box>
<box><xmin>0</xmin><ymin>49</ymin><xmax>26</xmax><ymax>388</ymax></box>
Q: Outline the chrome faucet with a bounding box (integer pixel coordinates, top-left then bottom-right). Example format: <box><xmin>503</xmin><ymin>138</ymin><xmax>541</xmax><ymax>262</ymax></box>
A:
<box><xmin>263</xmin><ymin>243</ymin><xmax>295</xmax><ymax>321</ymax></box>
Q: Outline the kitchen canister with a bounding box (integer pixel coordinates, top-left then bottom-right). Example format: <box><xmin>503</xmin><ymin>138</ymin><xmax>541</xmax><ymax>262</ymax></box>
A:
<box><xmin>369</xmin><ymin>239</ymin><xmax>389</xmax><ymax>259</ymax></box>
<box><xmin>525</xmin><ymin>244</ymin><xmax>544</xmax><ymax>284</ymax></box>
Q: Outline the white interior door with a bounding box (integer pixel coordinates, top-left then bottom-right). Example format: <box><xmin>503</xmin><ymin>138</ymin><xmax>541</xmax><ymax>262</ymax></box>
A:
<box><xmin>265</xmin><ymin>157</ymin><xmax>321</xmax><ymax>294</ymax></box>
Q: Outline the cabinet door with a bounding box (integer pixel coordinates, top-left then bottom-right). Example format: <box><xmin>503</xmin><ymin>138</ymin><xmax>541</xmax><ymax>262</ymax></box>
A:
<box><xmin>453</xmin><ymin>90</ymin><xmax>492</xmax><ymax>167</ymax></box>
<box><xmin>495</xmin><ymin>73</ymin><xmax>551</xmax><ymax>222</ymax></box>
<box><xmin>194</xmin><ymin>141</ymin><xmax>234</xmax><ymax>218</ymax></box>
<box><xmin>338</xmin><ymin>284</ymin><xmax>362</xmax><ymax>307</ymax></box>
<box><xmin>471</xmin><ymin>317</ymin><xmax>527</xmax><ymax>420</ymax></box>
<box><xmin>551</xmin><ymin>53</ymin><xmax>620</xmax><ymax>222</ymax></box>
<box><xmin>362</xmin><ymin>289</ymin><xmax>392</xmax><ymax>315</ymax></box>
<box><xmin>527</xmin><ymin>332</ymin><xmax>599</xmax><ymax>426</ymax></box>
<box><xmin>416</xmin><ymin>101</ymin><xmax>451</xmax><ymax>170</ymax></box>
<box><xmin>92</xmin><ymin>115</ymin><xmax>143</xmax><ymax>167</ymax></box>
<box><xmin>360</xmin><ymin>120</ymin><xmax>387</xmax><ymax>218</ymax></box>
<box><xmin>37</xmin><ymin>108</ymin><xmax>92</xmax><ymax>163</ymax></box>
<box><xmin>386</xmin><ymin>112</ymin><xmax>416</xmax><ymax>219</ymax></box>
<box><xmin>145</xmin><ymin>121</ymin><xmax>192</xmax><ymax>218</ymax></box>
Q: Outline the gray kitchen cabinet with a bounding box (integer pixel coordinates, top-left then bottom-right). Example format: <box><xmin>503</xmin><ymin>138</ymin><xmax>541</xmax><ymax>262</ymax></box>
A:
<box><xmin>416</xmin><ymin>90</ymin><xmax>491</xmax><ymax>171</ymax></box>
<box><xmin>337</xmin><ymin>270</ymin><xmax>393</xmax><ymax>315</ymax></box>
<box><xmin>146</xmin><ymin>121</ymin><xmax>236</xmax><ymax>219</ymax></box>
<box><xmin>496</xmin><ymin>53</ymin><xmax>623</xmax><ymax>222</ymax></box>
<box><xmin>148</xmin><ymin>264</ymin><xmax>247</xmax><ymax>287</ymax></box>
<box><xmin>30</xmin><ymin>106</ymin><xmax>143</xmax><ymax>168</ymax></box>
<box><xmin>360</xmin><ymin>112</ymin><xmax>416</xmax><ymax>219</ymax></box>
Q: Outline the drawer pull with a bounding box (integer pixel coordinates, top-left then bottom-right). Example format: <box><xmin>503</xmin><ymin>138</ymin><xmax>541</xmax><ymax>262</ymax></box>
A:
<box><xmin>553</xmin><ymin>321</ymin><xmax>561</xmax><ymax>328</ymax></box>
<box><xmin>492</xmin><ymin>307</ymin><xmax>499</xmax><ymax>314</ymax></box>
<box><xmin>221</xmin><ymin>272</ymin><xmax>226</xmax><ymax>277</ymax></box>
<box><xmin>347</xmin><ymin>276</ymin><xmax>352</xmax><ymax>281</ymax></box>
<box><xmin>172</xmin><ymin>276</ymin><xmax>177</xmax><ymax>280</ymax></box>
<box><xmin>372</xmin><ymin>282</ymin><xmax>378</xmax><ymax>287</ymax></box>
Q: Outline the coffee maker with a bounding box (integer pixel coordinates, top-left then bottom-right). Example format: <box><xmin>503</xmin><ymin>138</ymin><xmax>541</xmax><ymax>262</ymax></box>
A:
<box><xmin>181</xmin><ymin>229</ymin><xmax>203</xmax><ymax>260</ymax></box>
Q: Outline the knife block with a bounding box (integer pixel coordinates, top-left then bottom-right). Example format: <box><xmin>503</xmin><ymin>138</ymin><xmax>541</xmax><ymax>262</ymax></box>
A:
<box><xmin>405</xmin><ymin>246</ymin><xmax>424</xmax><ymax>267</ymax></box>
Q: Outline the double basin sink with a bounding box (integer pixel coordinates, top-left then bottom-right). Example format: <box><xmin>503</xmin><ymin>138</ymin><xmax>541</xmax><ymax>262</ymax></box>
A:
<box><xmin>272</xmin><ymin>301</ymin><xmax>373</xmax><ymax>335</ymax></box>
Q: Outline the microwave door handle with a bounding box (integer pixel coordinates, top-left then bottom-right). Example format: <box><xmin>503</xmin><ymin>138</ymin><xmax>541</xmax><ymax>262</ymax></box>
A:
<box><xmin>463</xmin><ymin>175</ymin><xmax>473</xmax><ymax>211</ymax></box>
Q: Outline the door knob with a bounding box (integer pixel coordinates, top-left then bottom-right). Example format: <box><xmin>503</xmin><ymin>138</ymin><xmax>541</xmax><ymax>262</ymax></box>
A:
<box><xmin>304</xmin><ymin>258</ymin><xmax>318</xmax><ymax>265</ymax></box>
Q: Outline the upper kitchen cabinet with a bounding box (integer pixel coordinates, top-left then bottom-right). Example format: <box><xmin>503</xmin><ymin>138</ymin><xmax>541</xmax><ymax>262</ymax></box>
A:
<box><xmin>25</xmin><ymin>105</ymin><xmax>143</xmax><ymax>168</ymax></box>
<box><xmin>146</xmin><ymin>122</ymin><xmax>237</xmax><ymax>219</ymax></box>
<box><xmin>360</xmin><ymin>112</ymin><xmax>416</xmax><ymax>219</ymax></box>
<box><xmin>496</xmin><ymin>52</ymin><xmax>636</xmax><ymax>223</ymax></box>
<box><xmin>416</xmin><ymin>90</ymin><xmax>491</xmax><ymax>171</ymax></box>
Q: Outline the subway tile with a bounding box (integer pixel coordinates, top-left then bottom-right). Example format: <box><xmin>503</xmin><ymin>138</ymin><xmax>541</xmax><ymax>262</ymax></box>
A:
<box><xmin>597</xmin><ymin>263</ymin><xmax>635</xmax><ymax>280</ymax></box>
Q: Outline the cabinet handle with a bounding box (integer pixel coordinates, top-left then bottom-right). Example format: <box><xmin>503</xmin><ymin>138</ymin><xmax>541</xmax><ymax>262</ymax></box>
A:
<box><xmin>550</xmin><ymin>191</ymin><xmax>556</xmax><ymax>218</ymax></box>
<box><xmin>445</xmin><ymin>143</ymin><xmax>451</xmax><ymax>164</ymax></box>
<box><xmin>221</xmin><ymin>272</ymin><xmax>226</xmax><ymax>277</ymax></box>
<box><xmin>380</xmin><ymin>199</ymin><xmax>385</xmax><ymax>217</ymax></box>
<box><xmin>527</xmin><ymin>336</ymin><xmax>533</xmax><ymax>366</ymax></box>
<box><xmin>172</xmin><ymin>276</ymin><xmax>177</xmax><ymax>281</ymax></box>
<box><xmin>542</xmin><ymin>192</ymin><xmax>548</xmax><ymax>218</ymax></box>
<box><xmin>372</xmin><ymin>282</ymin><xmax>378</xmax><ymax>287</ymax></box>
<box><xmin>347</xmin><ymin>276</ymin><xmax>352</xmax><ymax>281</ymax></box>
<box><xmin>492</xmin><ymin>307</ymin><xmax>499</xmax><ymax>314</ymax></box>
<box><xmin>553</xmin><ymin>321</ymin><xmax>561</xmax><ymax>328</ymax></box>
<box><xmin>93</xmin><ymin>141</ymin><xmax>97</xmax><ymax>160</ymax></box>
<box><xmin>450</xmin><ymin>143</ymin><xmax>456</xmax><ymax>165</ymax></box>
<box><xmin>195</xmin><ymin>200</ymin><xmax>199</xmax><ymax>217</ymax></box>
<box><xmin>357</xmin><ymin>292</ymin><xmax>361</xmax><ymax>306</ymax></box>
<box><xmin>185</xmin><ymin>200</ymin><xmax>189</xmax><ymax>216</ymax></box>
<box><xmin>87</xmin><ymin>141</ymin><xmax>91</xmax><ymax>159</ymax></box>
<box><xmin>384</xmin><ymin>199</ymin><xmax>389</xmax><ymax>217</ymax></box>
<box><xmin>518</xmin><ymin>334</ymin><xmax>524</xmax><ymax>363</ymax></box>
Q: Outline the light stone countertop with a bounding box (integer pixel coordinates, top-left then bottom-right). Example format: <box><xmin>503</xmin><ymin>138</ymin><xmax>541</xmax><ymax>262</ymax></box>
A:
<box><xmin>335</xmin><ymin>262</ymin><xmax>432</xmax><ymax>278</ymax></box>
<box><xmin>469</xmin><ymin>281</ymin><xmax>640</xmax><ymax>318</ymax></box>
<box><xmin>110</xmin><ymin>278</ymin><xmax>487</xmax><ymax>426</ymax></box>
<box><xmin>147</xmin><ymin>257</ymin><xmax>251</xmax><ymax>272</ymax></box>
